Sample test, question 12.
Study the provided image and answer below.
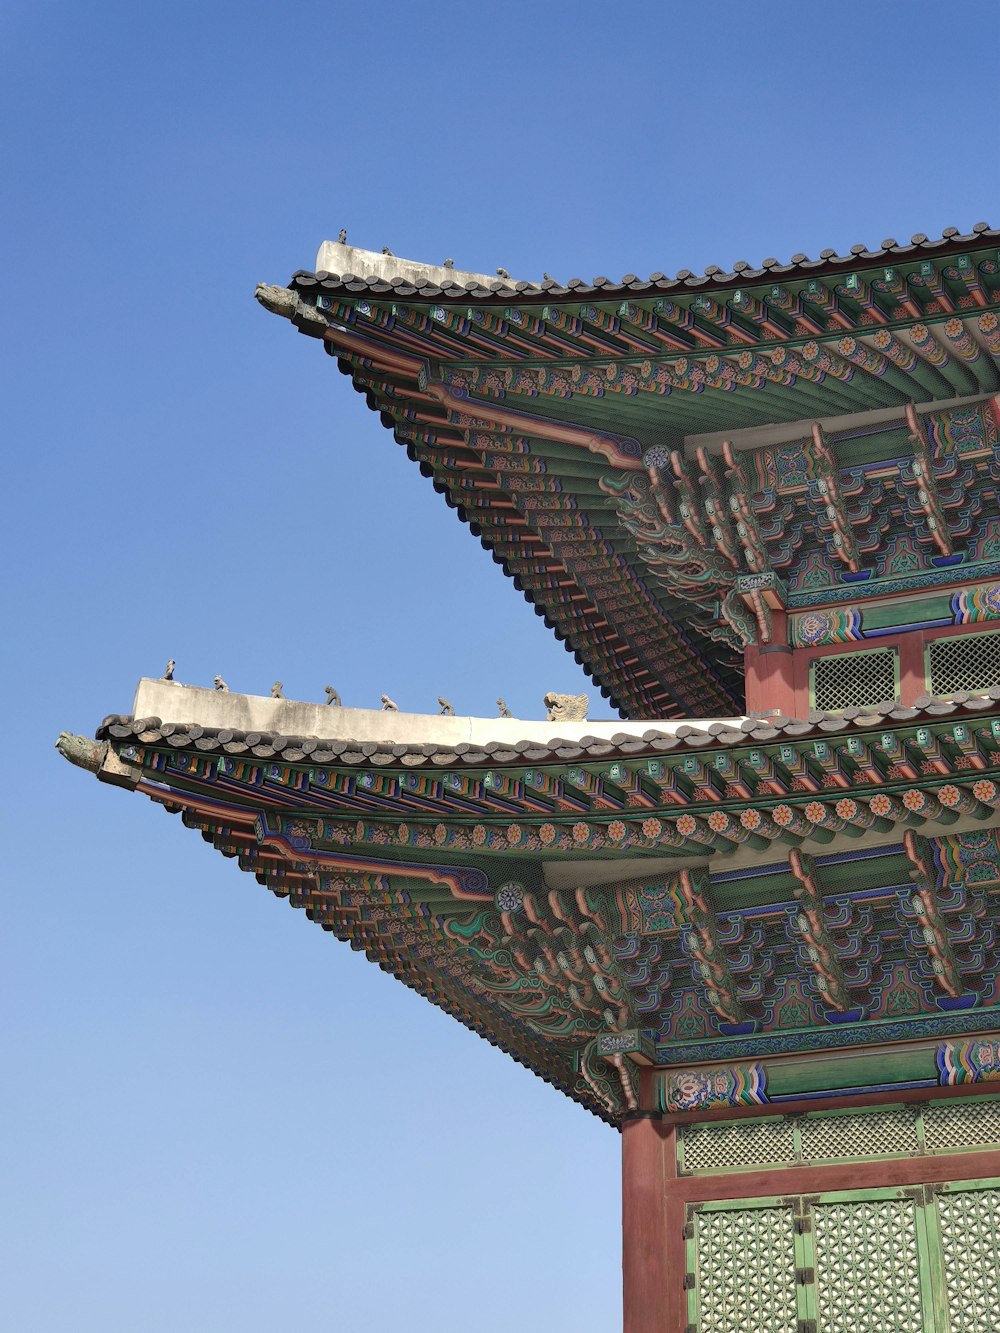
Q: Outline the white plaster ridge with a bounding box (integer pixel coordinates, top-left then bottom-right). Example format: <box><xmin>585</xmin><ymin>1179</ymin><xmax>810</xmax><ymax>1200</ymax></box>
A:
<box><xmin>314</xmin><ymin>241</ymin><xmax>524</xmax><ymax>291</ymax></box>
<box><xmin>132</xmin><ymin>679</ymin><xmax>745</xmax><ymax>748</ymax></box>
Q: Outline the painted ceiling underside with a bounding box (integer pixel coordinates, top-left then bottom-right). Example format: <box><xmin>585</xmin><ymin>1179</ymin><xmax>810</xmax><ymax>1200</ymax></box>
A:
<box><xmin>69</xmin><ymin>683</ymin><xmax>1000</xmax><ymax>1123</ymax></box>
<box><xmin>259</xmin><ymin>227</ymin><xmax>1000</xmax><ymax>719</ymax></box>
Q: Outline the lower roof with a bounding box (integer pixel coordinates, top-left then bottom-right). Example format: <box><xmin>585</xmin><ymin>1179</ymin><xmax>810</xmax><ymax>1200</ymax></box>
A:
<box><xmin>58</xmin><ymin>677</ymin><xmax>1000</xmax><ymax>1123</ymax></box>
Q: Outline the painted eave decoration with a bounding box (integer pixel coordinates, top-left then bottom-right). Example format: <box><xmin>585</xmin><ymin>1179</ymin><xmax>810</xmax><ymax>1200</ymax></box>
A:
<box><xmin>59</xmin><ymin>680</ymin><xmax>1000</xmax><ymax>1125</ymax></box>
<box><xmin>257</xmin><ymin>224</ymin><xmax>1000</xmax><ymax>719</ymax></box>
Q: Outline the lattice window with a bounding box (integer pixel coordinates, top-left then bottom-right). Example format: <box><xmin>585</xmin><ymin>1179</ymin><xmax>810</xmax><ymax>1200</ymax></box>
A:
<box><xmin>799</xmin><ymin>1105</ymin><xmax>918</xmax><ymax>1162</ymax></box>
<box><xmin>928</xmin><ymin>631</ymin><xmax>1000</xmax><ymax>696</ymax></box>
<box><xmin>679</xmin><ymin>1117</ymin><xmax>796</xmax><ymax>1172</ymax></box>
<box><xmin>812</xmin><ymin>1197</ymin><xmax>924</xmax><ymax>1333</ymax></box>
<box><xmin>811</xmin><ymin>647</ymin><xmax>898</xmax><ymax>712</ymax></box>
<box><xmin>695</xmin><ymin>1205</ymin><xmax>800</xmax><ymax>1333</ymax></box>
<box><xmin>923</xmin><ymin>1097</ymin><xmax>1000</xmax><ymax>1151</ymax></box>
<box><xmin>678</xmin><ymin>1097</ymin><xmax>1000</xmax><ymax>1176</ymax></box>
<box><xmin>937</xmin><ymin>1186</ymin><xmax>1000</xmax><ymax>1333</ymax></box>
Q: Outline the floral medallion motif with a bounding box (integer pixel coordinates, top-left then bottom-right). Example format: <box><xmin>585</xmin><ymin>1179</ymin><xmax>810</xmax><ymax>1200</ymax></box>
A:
<box><xmin>494</xmin><ymin>882</ymin><xmax>524</xmax><ymax>914</ymax></box>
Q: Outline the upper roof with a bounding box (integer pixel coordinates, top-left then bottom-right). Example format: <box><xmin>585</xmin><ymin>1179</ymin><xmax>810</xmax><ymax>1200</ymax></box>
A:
<box><xmin>260</xmin><ymin>227</ymin><xmax>1000</xmax><ymax>719</ymax></box>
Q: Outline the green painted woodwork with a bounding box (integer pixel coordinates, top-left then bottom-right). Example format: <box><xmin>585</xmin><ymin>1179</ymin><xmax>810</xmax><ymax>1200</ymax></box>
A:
<box><xmin>765</xmin><ymin>1047</ymin><xmax>937</xmax><ymax>1097</ymax></box>
<box><xmin>861</xmin><ymin>594</ymin><xmax>955</xmax><ymax>632</ymax></box>
<box><xmin>686</xmin><ymin>1176</ymin><xmax>1000</xmax><ymax>1333</ymax></box>
<box><xmin>688</xmin><ymin>1196</ymin><xmax>804</xmax><ymax>1333</ymax></box>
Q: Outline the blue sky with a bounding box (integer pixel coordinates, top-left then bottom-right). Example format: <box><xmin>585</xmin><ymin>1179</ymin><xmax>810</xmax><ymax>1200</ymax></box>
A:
<box><xmin>4</xmin><ymin>2</ymin><xmax>999</xmax><ymax>1329</ymax></box>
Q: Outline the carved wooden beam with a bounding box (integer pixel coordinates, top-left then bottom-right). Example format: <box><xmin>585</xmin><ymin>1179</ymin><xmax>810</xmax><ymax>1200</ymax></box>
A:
<box><xmin>902</xmin><ymin>830</ymin><xmax>963</xmax><ymax>999</ymax></box>
<box><xmin>904</xmin><ymin>403</ymin><xmax>953</xmax><ymax>556</ymax></box>
<box><xmin>788</xmin><ymin>849</ymin><xmax>855</xmax><ymax>1011</ymax></box>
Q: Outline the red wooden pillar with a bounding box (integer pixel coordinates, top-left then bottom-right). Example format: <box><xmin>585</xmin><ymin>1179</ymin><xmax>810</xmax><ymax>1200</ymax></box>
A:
<box><xmin>897</xmin><ymin>630</ymin><xmax>927</xmax><ymax>705</ymax></box>
<box><xmin>744</xmin><ymin>611</ymin><xmax>795</xmax><ymax>716</ymax></box>
<box><xmin>622</xmin><ymin>1111</ymin><xmax>673</xmax><ymax>1333</ymax></box>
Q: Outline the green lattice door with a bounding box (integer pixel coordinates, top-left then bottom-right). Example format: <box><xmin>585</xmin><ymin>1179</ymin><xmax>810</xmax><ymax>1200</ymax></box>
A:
<box><xmin>687</xmin><ymin>1195</ymin><xmax>805</xmax><ymax>1333</ymax></box>
<box><xmin>686</xmin><ymin>1180</ymin><xmax>1000</xmax><ymax>1333</ymax></box>
<box><xmin>934</xmin><ymin>1179</ymin><xmax>1000</xmax><ymax>1333</ymax></box>
<box><xmin>809</xmin><ymin>1186</ymin><xmax>932</xmax><ymax>1332</ymax></box>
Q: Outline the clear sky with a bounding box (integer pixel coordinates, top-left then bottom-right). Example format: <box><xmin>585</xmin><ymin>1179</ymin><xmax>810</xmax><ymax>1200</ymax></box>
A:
<box><xmin>3</xmin><ymin>2</ymin><xmax>999</xmax><ymax>1330</ymax></box>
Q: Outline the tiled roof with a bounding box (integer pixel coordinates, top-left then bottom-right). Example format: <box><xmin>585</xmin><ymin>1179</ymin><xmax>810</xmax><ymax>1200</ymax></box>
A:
<box><xmin>265</xmin><ymin>224</ymin><xmax>1000</xmax><ymax>720</ymax></box>
<box><xmin>292</xmin><ymin>223</ymin><xmax>999</xmax><ymax>303</ymax></box>
<box><xmin>98</xmin><ymin>688</ymin><xmax>1000</xmax><ymax>767</ymax></box>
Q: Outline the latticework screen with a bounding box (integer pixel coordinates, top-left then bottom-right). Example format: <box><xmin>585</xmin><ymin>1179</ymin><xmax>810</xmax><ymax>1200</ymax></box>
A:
<box><xmin>677</xmin><ymin>1096</ymin><xmax>1000</xmax><ymax>1174</ymax></box>
<box><xmin>928</xmin><ymin>631</ymin><xmax>1000</xmax><ymax>696</ymax></box>
<box><xmin>813</xmin><ymin>1196</ymin><xmax>924</xmax><ymax>1333</ymax></box>
<box><xmin>680</xmin><ymin>1117</ymin><xmax>797</xmax><ymax>1171</ymax></box>
<box><xmin>924</xmin><ymin>1096</ymin><xmax>1000</xmax><ymax>1151</ymax></box>
<box><xmin>938</xmin><ymin>1185</ymin><xmax>1000</xmax><ymax>1333</ymax></box>
<box><xmin>811</xmin><ymin>647</ymin><xmax>898</xmax><ymax>711</ymax></box>
<box><xmin>685</xmin><ymin>1163</ymin><xmax>1000</xmax><ymax>1331</ymax></box>
<box><xmin>799</xmin><ymin>1105</ymin><xmax>917</xmax><ymax>1162</ymax></box>
<box><xmin>694</xmin><ymin>1204</ymin><xmax>800</xmax><ymax>1333</ymax></box>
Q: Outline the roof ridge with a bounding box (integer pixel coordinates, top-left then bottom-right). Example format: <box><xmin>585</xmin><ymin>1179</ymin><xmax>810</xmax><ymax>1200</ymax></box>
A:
<box><xmin>295</xmin><ymin>223</ymin><xmax>998</xmax><ymax>304</ymax></box>
<box><xmin>95</xmin><ymin>690</ymin><xmax>1000</xmax><ymax>764</ymax></box>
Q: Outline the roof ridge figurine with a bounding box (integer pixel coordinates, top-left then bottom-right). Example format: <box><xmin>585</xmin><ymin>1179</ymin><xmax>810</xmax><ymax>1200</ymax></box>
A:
<box><xmin>162</xmin><ymin>660</ymin><xmax>175</xmax><ymax>681</ymax></box>
<box><xmin>380</xmin><ymin>694</ymin><xmax>398</xmax><ymax>711</ymax></box>
<box><xmin>438</xmin><ymin>697</ymin><xmax>454</xmax><ymax>715</ymax></box>
<box><xmin>271</xmin><ymin>681</ymin><xmax>284</xmax><ymax>699</ymax></box>
<box><xmin>213</xmin><ymin>675</ymin><xmax>228</xmax><ymax>692</ymax></box>
<box><xmin>497</xmin><ymin>697</ymin><xmax>512</xmax><ymax>718</ymax></box>
<box><xmin>544</xmin><ymin>691</ymin><xmax>589</xmax><ymax>722</ymax></box>
<box><xmin>324</xmin><ymin>685</ymin><xmax>341</xmax><ymax>707</ymax></box>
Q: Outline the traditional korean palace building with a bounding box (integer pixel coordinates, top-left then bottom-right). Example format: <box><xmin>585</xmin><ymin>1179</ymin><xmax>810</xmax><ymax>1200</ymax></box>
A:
<box><xmin>62</xmin><ymin>225</ymin><xmax>1000</xmax><ymax>1332</ymax></box>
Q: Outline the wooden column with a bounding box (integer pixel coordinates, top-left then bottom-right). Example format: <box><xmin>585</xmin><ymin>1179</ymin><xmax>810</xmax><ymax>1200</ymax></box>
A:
<box><xmin>743</xmin><ymin>610</ymin><xmax>795</xmax><ymax>716</ymax></box>
<box><xmin>622</xmin><ymin>1111</ymin><xmax>673</xmax><ymax>1333</ymax></box>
